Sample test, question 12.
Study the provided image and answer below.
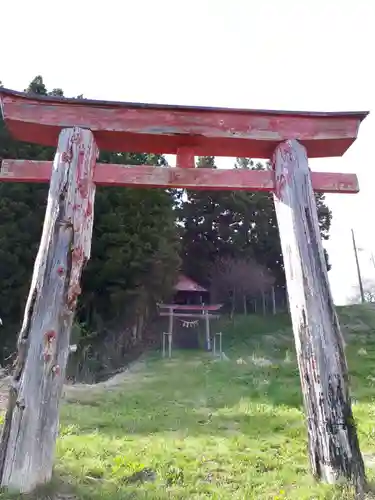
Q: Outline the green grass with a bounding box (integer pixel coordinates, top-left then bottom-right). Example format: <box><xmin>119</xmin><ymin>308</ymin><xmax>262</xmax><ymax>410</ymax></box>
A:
<box><xmin>4</xmin><ymin>305</ymin><xmax>375</xmax><ymax>499</ymax></box>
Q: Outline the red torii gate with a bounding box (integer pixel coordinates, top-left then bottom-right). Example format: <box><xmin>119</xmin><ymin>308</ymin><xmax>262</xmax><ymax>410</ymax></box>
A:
<box><xmin>0</xmin><ymin>88</ymin><xmax>369</xmax><ymax>495</ymax></box>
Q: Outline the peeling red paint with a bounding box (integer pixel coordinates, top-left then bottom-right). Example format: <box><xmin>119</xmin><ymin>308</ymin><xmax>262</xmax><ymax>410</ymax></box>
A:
<box><xmin>43</xmin><ymin>353</ymin><xmax>52</xmax><ymax>363</ymax></box>
<box><xmin>71</xmin><ymin>246</ymin><xmax>83</xmax><ymax>263</ymax></box>
<box><xmin>52</xmin><ymin>365</ymin><xmax>60</xmax><ymax>375</ymax></box>
<box><xmin>78</xmin><ymin>179</ymin><xmax>89</xmax><ymax>198</ymax></box>
<box><xmin>86</xmin><ymin>200</ymin><xmax>93</xmax><ymax>217</ymax></box>
<box><xmin>67</xmin><ymin>282</ymin><xmax>82</xmax><ymax>309</ymax></box>
<box><xmin>61</xmin><ymin>151</ymin><xmax>72</xmax><ymax>164</ymax></box>
<box><xmin>44</xmin><ymin>330</ymin><xmax>56</xmax><ymax>342</ymax></box>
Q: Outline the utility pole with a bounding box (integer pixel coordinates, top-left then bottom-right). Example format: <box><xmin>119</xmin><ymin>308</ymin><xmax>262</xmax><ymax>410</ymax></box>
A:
<box><xmin>370</xmin><ymin>252</ymin><xmax>375</xmax><ymax>270</ymax></box>
<box><xmin>351</xmin><ymin>228</ymin><xmax>365</xmax><ymax>303</ymax></box>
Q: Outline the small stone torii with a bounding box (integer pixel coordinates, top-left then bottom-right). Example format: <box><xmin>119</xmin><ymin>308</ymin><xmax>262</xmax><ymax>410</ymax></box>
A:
<box><xmin>0</xmin><ymin>88</ymin><xmax>369</xmax><ymax>495</ymax></box>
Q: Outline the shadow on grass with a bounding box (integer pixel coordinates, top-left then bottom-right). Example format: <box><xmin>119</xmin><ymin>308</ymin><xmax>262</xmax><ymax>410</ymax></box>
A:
<box><xmin>59</xmin><ymin>359</ymin><xmax>307</xmax><ymax>444</ymax></box>
<box><xmin>60</xmin><ymin>342</ymin><xmax>375</xmax><ymax>442</ymax></box>
<box><xmin>0</xmin><ymin>476</ymin><xmax>79</xmax><ymax>500</ymax></box>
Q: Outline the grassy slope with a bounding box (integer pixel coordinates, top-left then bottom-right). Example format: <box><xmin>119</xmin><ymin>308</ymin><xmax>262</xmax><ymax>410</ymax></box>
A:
<box><xmin>3</xmin><ymin>305</ymin><xmax>375</xmax><ymax>499</ymax></box>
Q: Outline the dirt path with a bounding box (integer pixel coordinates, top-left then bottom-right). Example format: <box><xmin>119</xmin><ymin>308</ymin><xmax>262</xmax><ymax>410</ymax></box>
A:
<box><xmin>0</xmin><ymin>358</ymin><xmax>148</xmax><ymax>412</ymax></box>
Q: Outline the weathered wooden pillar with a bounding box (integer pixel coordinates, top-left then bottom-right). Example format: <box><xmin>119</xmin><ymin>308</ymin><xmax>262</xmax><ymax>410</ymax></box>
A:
<box><xmin>273</xmin><ymin>139</ymin><xmax>366</xmax><ymax>494</ymax></box>
<box><xmin>0</xmin><ymin>127</ymin><xmax>98</xmax><ymax>493</ymax></box>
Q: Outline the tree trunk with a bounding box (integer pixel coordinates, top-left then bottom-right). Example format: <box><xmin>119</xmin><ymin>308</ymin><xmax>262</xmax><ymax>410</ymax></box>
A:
<box><xmin>0</xmin><ymin>127</ymin><xmax>98</xmax><ymax>493</ymax></box>
<box><xmin>271</xmin><ymin>286</ymin><xmax>276</xmax><ymax>315</ymax></box>
<box><xmin>273</xmin><ymin>139</ymin><xmax>366</xmax><ymax>495</ymax></box>
<box><xmin>261</xmin><ymin>290</ymin><xmax>266</xmax><ymax>316</ymax></box>
<box><xmin>205</xmin><ymin>310</ymin><xmax>211</xmax><ymax>351</ymax></box>
<box><xmin>243</xmin><ymin>294</ymin><xmax>247</xmax><ymax>315</ymax></box>
<box><xmin>230</xmin><ymin>289</ymin><xmax>236</xmax><ymax>319</ymax></box>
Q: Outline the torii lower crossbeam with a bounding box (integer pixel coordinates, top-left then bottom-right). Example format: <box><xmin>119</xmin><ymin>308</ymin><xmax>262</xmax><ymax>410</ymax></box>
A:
<box><xmin>0</xmin><ymin>159</ymin><xmax>359</xmax><ymax>194</ymax></box>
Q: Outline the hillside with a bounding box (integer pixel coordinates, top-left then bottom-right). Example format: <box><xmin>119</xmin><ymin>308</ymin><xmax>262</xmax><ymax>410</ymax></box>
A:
<box><xmin>1</xmin><ymin>305</ymin><xmax>375</xmax><ymax>499</ymax></box>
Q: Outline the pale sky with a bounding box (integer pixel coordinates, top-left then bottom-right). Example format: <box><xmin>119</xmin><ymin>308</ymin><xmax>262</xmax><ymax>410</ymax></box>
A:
<box><xmin>1</xmin><ymin>0</ymin><xmax>374</xmax><ymax>305</ymax></box>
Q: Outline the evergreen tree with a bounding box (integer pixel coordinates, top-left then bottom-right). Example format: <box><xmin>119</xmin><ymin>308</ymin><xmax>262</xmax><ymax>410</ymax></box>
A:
<box><xmin>0</xmin><ymin>76</ymin><xmax>180</xmax><ymax>363</ymax></box>
<box><xmin>178</xmin><ymin>156</ymin><xmax>332</xmax><ymax>288</ymax></box>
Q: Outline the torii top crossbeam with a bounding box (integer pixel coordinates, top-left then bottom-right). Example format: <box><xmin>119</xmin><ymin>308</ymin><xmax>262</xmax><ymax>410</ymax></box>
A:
<box><xmin>0</xmin><ymin>88</ymin><xmax>368</xmax><ymax>158</ymax></box>
<box><xmin>0</xmin><ymin>88</ymin><xmax>368</xmax><ymax>193</ymax></box>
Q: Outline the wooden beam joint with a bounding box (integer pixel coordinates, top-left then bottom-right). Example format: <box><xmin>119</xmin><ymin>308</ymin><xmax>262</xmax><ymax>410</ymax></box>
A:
<box><xmin>176</xmin><ymin>147</ymin><xmax>195</xmax><ymax>168</ymax></box>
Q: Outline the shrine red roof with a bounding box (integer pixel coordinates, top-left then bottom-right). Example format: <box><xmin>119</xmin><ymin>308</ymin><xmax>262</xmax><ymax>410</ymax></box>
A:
<box><xmin>174</xmin><ymin>275</ymin><xmax>207</xmax><ymax>293</ymax></box>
